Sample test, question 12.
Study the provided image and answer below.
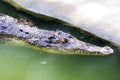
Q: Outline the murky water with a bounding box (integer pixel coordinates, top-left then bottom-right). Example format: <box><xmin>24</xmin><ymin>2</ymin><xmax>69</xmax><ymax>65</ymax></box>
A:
<box><xmin>0</xmin><ymin>1</ymin><xmax>120</xmax><ymax>80</ymax></box>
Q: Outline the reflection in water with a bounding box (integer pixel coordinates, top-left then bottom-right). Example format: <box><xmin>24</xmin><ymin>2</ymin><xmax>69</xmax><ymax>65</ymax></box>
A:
<box><xmin>0</xmin><ymin>1</ymin><xmax>120</xmax><ymax>80</ymax></box>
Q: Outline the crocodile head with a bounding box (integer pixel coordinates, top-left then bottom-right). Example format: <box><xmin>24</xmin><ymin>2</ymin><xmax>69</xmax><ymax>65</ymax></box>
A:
<box><xmin>29</xmin><ymin>30</ymin><xmax>114</xmax><ymax>56</ymax></box>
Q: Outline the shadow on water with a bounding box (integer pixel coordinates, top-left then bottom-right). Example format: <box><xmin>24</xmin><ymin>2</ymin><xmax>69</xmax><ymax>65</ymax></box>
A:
<box><xmin>0</xmin><ymin>1</ymin><xmax>120</xmax><ymax>80</ymax></box>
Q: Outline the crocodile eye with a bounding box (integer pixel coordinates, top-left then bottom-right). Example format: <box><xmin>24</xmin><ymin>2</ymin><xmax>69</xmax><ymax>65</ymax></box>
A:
<box><xmin>60</xmin><ymin>38</ymin><xmax>68</xmax><ymax>44</ymax></box>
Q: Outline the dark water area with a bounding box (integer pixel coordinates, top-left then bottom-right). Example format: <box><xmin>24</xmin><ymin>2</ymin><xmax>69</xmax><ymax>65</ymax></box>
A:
<box><xmin>0</xmin><ymin>1</ymin><xmax>120</xmax><ymax>80</ymax></box>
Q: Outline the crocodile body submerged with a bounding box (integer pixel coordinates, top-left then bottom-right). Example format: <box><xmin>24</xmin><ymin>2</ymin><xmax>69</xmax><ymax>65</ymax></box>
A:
<box><xmin>0</xmin><ymin>14</ymin><xmax>114</xmax><ymax>55</ymax></box>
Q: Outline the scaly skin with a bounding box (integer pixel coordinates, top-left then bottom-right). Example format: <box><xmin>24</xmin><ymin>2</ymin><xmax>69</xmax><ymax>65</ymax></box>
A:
<box><xmin>0</xmin><ymin>14</ymin><xmax>114</xmax><ymax>55</ymax></box>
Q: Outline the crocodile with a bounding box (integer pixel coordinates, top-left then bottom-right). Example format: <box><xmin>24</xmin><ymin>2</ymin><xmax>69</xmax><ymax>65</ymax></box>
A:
<box><xmin>0</xmin><ymin>14</ymin><xmax>114</xmax><ymax>55</ymax></box>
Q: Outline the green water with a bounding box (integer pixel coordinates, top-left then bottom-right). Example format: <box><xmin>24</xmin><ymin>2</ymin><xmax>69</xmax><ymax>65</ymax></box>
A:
<box><xmin>0</xmin><ymin>1</ymin><xmax>120</xmax><ymax>80</ymax></box>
